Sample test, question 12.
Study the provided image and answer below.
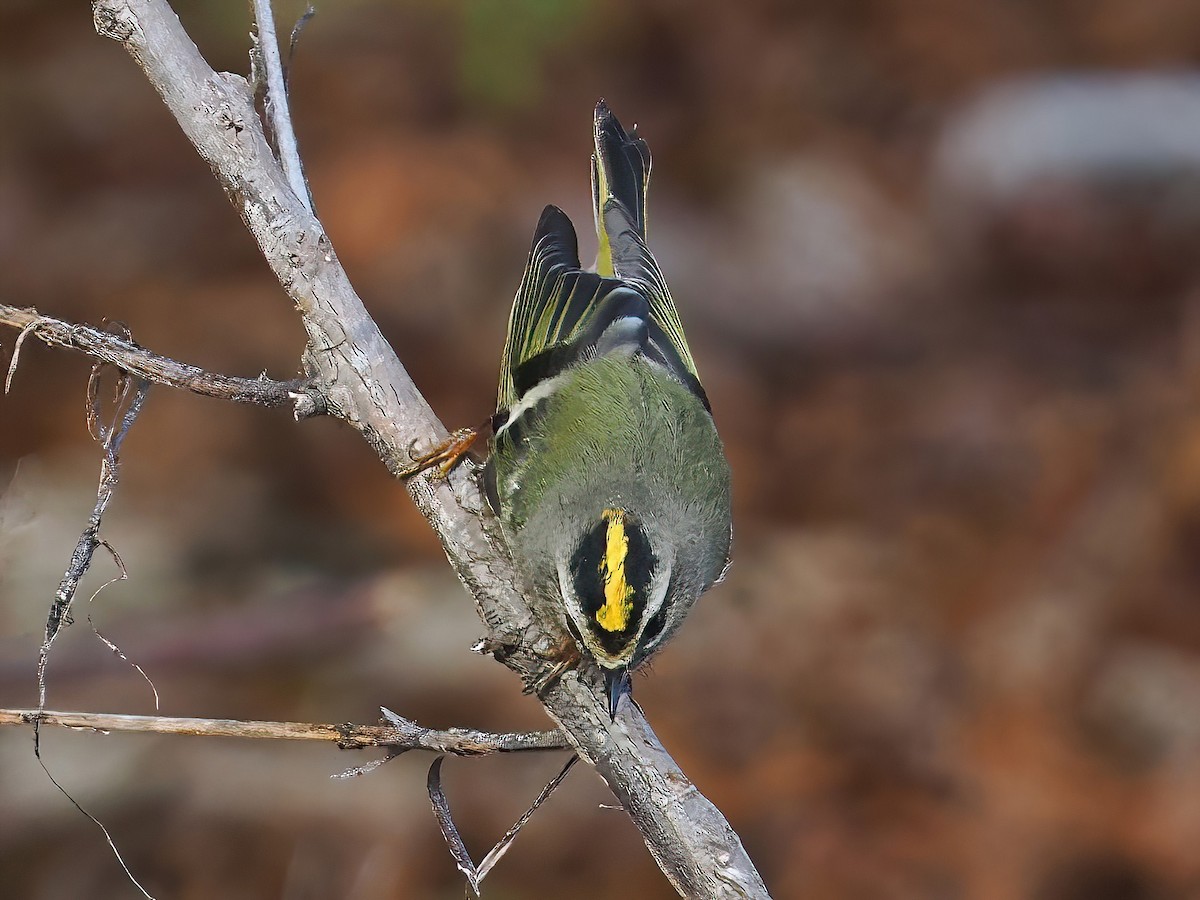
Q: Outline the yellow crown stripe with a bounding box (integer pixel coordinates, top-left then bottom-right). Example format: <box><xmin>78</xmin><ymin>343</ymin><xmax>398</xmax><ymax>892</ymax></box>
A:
<box><xmin>596</xmin><ymin>508</ymin><xmax>634</xmax><ymax>632</ymax></box>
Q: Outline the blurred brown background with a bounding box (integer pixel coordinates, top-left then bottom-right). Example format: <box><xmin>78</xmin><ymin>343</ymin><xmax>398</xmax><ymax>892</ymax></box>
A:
<box><xmin>4</xmin><ymin>1</ymin><xmax>1200</xmax><ymax>898</ymax></box>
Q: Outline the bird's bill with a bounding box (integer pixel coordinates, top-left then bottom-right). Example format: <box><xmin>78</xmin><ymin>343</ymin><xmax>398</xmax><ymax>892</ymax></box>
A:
<box><xmin>605</xmin><ymin>667</ymin><xmax>631</xmax><ymax>719</ymax></box>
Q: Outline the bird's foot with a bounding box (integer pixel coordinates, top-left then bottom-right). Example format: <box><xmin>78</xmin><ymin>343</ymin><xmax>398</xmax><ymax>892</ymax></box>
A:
<box><xmin>399</xmin><ymin>427</ymin><xmax>480</xmax><ymax>480</ymax></box>
<box><xmin>523</xmin><ymin>636</ymin><xmax>583</xmax><ymax>698</ymax></box>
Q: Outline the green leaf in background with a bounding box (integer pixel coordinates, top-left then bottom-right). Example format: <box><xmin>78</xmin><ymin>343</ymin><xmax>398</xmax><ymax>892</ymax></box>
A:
<box><xmin>459</xmin><ymin>0</ymin><xmax>593</xmax><ymax>109</ymax></box>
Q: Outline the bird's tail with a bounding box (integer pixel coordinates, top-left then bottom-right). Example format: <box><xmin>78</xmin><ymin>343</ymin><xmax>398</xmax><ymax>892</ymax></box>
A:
<box><xmin>591</xmin><ymin>100</ymin><xmax>651</xmax><ymax>278</ymax></box>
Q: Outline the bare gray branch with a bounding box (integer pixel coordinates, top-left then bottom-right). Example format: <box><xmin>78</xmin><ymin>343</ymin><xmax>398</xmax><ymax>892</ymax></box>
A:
<box><xmin>86</xmin><ymin>0</ymin><xmax>771</xmax><ymax>895</ymax></box>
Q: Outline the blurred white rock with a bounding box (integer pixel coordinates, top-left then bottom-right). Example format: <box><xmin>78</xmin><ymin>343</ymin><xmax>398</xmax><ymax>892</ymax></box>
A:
<box><xmin>931</xmin><ymin>73</ymin><xmax>1200</xmax><ymax>292</ymax></box>
<box><xmin>656</xmin><ymin>155</ymin><xmax>932</xmax><ymax>351</ymax></box>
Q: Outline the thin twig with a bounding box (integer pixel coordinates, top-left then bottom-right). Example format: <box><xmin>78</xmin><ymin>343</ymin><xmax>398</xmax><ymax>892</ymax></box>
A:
<box><xmin>0</xmin><ymin>708</ymin><xmax>570</xmax><ymax>754</ymax></box>
<box><xmin>476</xmin><ymin>755</ymin><xmax>579</xmax><ymax>881</ymax></box>
<box><xmin>30</xmin><ymin>365</ymin><xmax>154</xmax><ymax>896</ymax></box>
<box><xmin>428</xmin><ymin>757</ymin><xmax>483</xmax><ymax>896</ymax></box>
<box><xmin>287</xmin><ymin>7</ymin><xmax>316</xmax><ymax>84</ymax></box>
<box><xmin>425</xmin><ymin>753</ymin><xmax>578</xmax><ymax>896</ymax></box>
<box><xmin>0</xmin><ymin>304</ymin><xmax>308</xmax><ymax>408</ymax></box>
<box><xmin>5</xmin><ymin>317</ymin><xmax>40</xmax><ymax>393</ymax></box>
<box><xmin>83</xmin><ymin>540</ymin><xmax>162</xmax><ymax>711</ymax></box>
<box><xmin>38</xmin><ymin>369</ymin><xmax>150</xmax><ymax>710</ymax></box>
<box><xmin>33</xmin><ymin>749</ymin><xmax>157</xmax><ymax>899</ymax></box>
<box><xmin>251</xmin><ymin>0</ymin><xmax>311</xmax><ymax>212</ymax></box>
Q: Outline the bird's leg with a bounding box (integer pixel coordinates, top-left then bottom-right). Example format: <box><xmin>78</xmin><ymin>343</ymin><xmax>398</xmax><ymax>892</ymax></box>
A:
<box><xmin>399</xmin><ymin>428</ymin><xmax>478</xmax><ymax>479</ymax></box>
<box><xmin>398</xmin><ymin>418</ymin><xmax>491</xmax><ymax>480</ymax></box>
<box><xmin>524</xmin><ymin>635</ymin><xmax>583</xmax><ymax>697</ymax></box>
<box><xmin>476</xmin><ymin>632</ymin><xmax>581</xmax><ymax>696</ymax></box>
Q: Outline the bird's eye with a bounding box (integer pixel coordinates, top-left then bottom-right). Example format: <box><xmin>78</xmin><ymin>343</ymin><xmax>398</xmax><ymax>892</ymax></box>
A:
<box><xmin>642</xmin><ymin>605</ymin><xmax>668</xmax><ymax>647</ymax></box>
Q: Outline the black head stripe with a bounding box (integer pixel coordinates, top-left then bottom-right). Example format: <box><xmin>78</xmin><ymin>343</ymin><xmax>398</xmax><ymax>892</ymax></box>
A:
<box><xmin>569</xmin><ymin>509</ymin><xmax>656</xmax><ymax>656</ymax></box>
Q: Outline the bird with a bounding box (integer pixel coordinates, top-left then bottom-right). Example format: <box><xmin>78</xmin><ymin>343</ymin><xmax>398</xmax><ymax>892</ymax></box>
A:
<box><xmin>405</xmin><ymin>101</ymin><xmax>732</xmax><ymax>718</ymax></box>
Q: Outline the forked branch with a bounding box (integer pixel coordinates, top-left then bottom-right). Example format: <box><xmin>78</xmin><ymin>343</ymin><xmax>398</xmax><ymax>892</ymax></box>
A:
<box><xmin>0</xmin><ymin>2</ymin><xmax>776</xmax><ymax>896</ymax></box>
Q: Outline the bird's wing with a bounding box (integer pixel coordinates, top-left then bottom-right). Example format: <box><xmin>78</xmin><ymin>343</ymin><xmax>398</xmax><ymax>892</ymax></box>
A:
<box><xmin>497</xmin><ymin>103</ymin><xmax>706</xmax><ymax>413</ymax></box>
<box><xmin>497</xmin><ymin>205</ymin><xmax>707</xmax><ymax>413</ymax></box>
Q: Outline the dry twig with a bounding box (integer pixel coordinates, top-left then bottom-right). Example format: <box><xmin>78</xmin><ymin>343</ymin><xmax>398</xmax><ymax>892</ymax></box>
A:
<box><xmin>250</xmin><ymin>0</ymin><xmax>311</xmax><ymax>211</ymax></box>
<box><xmin>38</xmin><ymin>362</ymin><xmax>150</xmax><ymax>711</ymax></box>
<box><xmin>0</xmin><ymin>304</ymin><xmax>306</xmax><ymax>408</ymax></box>
<box><xmin>0</xmin><ymin>708</ymin><xmax>570</xmax><ymax>755</ymax></box>
<box><xmin>427</xmin><ymin>754</ymin><xmax>580</xmax><ymax>896</ymax></box>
